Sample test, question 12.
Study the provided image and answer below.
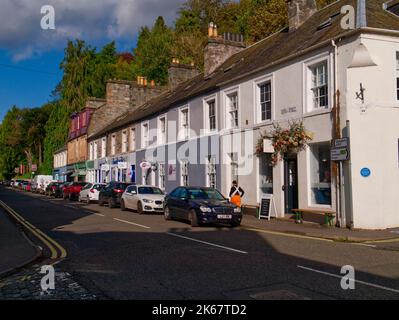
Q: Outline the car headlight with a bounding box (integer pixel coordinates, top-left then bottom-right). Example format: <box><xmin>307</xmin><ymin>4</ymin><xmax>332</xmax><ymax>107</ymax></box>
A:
<box><xmin>143</xmin><ymin>199</ymin><xmax>154</xmax><ymax>204</ymax></box>
<box><xmin>234</xmin><ymin>207</ymin><xmax>241</xmax><ymax>213</ymax></box>
<box><xmin>200</xmin><ymin>206</ymin><xmax>212</xmax><ymax>213</ymax></box>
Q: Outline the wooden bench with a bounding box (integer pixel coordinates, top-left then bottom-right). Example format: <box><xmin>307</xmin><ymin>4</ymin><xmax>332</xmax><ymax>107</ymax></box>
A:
<box><xmin>292</xmin><ymin>209</ymin><xmax>336</xmax><ymax>227</ymax></box>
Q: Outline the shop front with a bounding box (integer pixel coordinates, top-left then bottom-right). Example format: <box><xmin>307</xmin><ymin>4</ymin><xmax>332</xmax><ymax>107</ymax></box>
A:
<box><xmin>71</xmin><ymin>162</ymin><xmax>87</xmax><ymax>182</ymax></box>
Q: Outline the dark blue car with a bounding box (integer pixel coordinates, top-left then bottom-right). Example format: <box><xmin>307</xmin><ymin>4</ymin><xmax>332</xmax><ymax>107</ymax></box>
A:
<box><xmin>164</xmin><ymin>187</ymin><xmax>242</xmax><ymax>228</ymax></box>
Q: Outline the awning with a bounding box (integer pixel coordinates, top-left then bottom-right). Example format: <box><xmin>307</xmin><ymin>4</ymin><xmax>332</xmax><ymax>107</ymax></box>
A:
<box><xmin>71</xmin><ymin>170</ymin><xmax>87</xmax><ymax>177</ymax></box>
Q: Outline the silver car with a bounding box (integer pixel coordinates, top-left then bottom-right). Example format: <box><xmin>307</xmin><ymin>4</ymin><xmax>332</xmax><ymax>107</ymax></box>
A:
<box><xmin>79</xmin><ymin>183</ymin><xmax>106</xmax><ymax>204</ymax></box>
<box><xmin>121</xmin><ymin>185</ymin><xmax>165</xmax><ymax>214</ymax></box>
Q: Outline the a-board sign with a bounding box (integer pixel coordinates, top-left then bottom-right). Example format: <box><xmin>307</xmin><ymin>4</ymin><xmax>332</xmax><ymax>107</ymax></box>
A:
<box><xmin>259</xmin><ymin>194</ymin><xmax>273</xmax><ymax>220</ymax></box>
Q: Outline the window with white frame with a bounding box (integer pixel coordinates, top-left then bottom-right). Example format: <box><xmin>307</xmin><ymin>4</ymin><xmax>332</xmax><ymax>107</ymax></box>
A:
<box><xmin>227</xmin><ymin>92</ymin><xmax>239</xmax><ymax>128</ymax></box>
<box><xmin>94</xmin><ymin>142</ymin><xmax>98</xmax><ymax>160</ymax></box>
<box><xmin>141</xmin><ymin>122</ymin><xmax>149</xmax><ymax>148</ymax></box>
<box><xmin>396</xmin><ymin>52</ymin><xmax>399</xmax><ymax>100</ymax></box>
<box><xmin>158</xmin><ymin>116</ymin><xmax>167</xmax><ymax>145</ymax></box>
<box><xmin>181</xmin><ymin>160</ymin><xmax>189</xmax><ymax>187</ymax></box>
<box><xmin>101</xmin><ymin>138</ymin><xmax>106</xmax><ymax>158</ymax></box>
<box><xmin>259</xmin><ymin>82</ymin><xmax>272</xmax><ymax>122</ymax></box>
<box><xmin>229</xmin><ymin>153</ymin><xmax>239</xmax><ymax>184</ymax></box>
<box><xmin>111</xmin><ymin>134</ymin><xmax>116</xmax><ymax>155</ymax></box>
<box><xmin>205</xmin><ymin>99</ymin><xmax>217</xmax><ymax>132</ymax></box>
<box><xmin>89</xmin><ymin>143</ymin><xmax>94</xmax><ymax>160</ymax></box>
<box><xmin>207</xmin><ymin>156</ymin><xmax>217</xmax><ymax>189</ymax></box>
<box><xmin>122</xmin><ymin>130</ymin><xmax>128</xmax><ymax>153</ymax></box>
<box><xmin>130</xmin><ymin>128</ymin><xmax>136</xmax><ymax>151</ymax></box>
<box><xmin>310</xmin><ymin>62</ymin><xmax>329</xmax><ymax>110</ymax></box>
<box><xmin>179</xmin><ymin>107</ymin><xmax>190</xmax><ymax>140</ymax></box>
<box><xmin>158</xmin><ymin>163</ymin><xmax>166</xmax><ymax>190</ymax></box>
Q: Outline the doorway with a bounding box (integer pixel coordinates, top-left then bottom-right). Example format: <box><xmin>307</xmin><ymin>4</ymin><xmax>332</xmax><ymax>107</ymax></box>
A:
<box><xmin>283</xmin><ymin>155</ymin><xmax>298</xmax><ymax>214</ymax></box>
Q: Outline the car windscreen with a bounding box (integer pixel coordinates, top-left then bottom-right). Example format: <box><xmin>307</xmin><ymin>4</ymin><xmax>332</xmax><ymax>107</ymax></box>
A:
<box><xmin>138</xmin><ymin>187</ymin><xmax>164</xmax><ymax>195</ymax></box>
<box><xmin>188</xmin><ymin>188</ymin><xmax>226</xmax><ymax>201</ymax></box>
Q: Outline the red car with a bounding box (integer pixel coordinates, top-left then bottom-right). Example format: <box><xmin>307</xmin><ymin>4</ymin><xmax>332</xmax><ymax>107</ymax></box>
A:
<box><xmin>63</xmin><ymin>182</ymin><xmax>87</xmax><ymax>201</ymax></box>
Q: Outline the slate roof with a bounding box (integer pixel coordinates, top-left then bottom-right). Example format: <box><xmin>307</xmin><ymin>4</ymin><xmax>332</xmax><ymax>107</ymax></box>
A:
<box><xmin>90</xmin><ymin>0</ymin><xmax>399</xmax><ymax>140</ymax></box>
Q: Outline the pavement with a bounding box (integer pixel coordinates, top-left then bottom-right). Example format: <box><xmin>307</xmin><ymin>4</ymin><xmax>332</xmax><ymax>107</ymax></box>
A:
<box><xmin>0</xmin><ymin>207</ymin><xmax>41</xmax><ymax>276</ymax></box>
<box><xmin>1</xmin><ymin>186</ymin><xmax>399</xmax><ymax>300</ymax></box>
<box><xmin>241</xmin><ymin>215</ymin><xmax>399</xmax><ymax>243</ymax></box>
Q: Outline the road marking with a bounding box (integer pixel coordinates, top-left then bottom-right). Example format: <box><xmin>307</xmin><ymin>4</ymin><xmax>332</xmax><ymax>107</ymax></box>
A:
<box><xmin>365</xmin><ymin>238</ymin><xmax>399</xmax><ymax>244</ymax></box>
<box><xmin>0</xmin><ymin>200</ymin><xmax>67</xmax><ymax>260</ymax></box>
<box><xmin>167</xmin><ymin>232</ymin><xmax>248</xmax><ymax>255</ymax></box>
<box><xmin>353</xmin><ymin>243</ymin><xmax>377</xmax><ymax>248</ymax></box>
<box><xmin>94</xmin><ymin>213</ymin><xmax>106</xmax><ymax>217</ymax></box>
<box><xmin>113</xmin><ymin>218</ymin><xmax>151</xmax><ymax>229</ymax></box>
<box><xmin>241</xmin><ymin>226</ymin><xmax>334</xmax><ymax>243</ymax></box>
<box><xmin>297</xmin><ymin>265</ymin><xmax>399</xmax><ymax>294</ymax></box>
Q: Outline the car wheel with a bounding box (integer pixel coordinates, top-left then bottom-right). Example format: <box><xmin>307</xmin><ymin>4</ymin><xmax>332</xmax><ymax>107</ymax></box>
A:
<box><xmin>63</xmin><ymin>193</ymin><xmax>67</xmax><ymax>200</ymax></box>
<box><xmin>164</xmin><ymin>206</ymin><xmax>172</xmax><ymax>221</ymax></box>
<box><xmin>121</xmin><ymin>200</ymin><xmax>127</xmax><ymax>211</ymax></box>
<box><xmin>98</xmin><ymin>199</ymin><xmax>104</xmax><ymax>206</ymax></box>
<box><xmin>137</xmin><ymin>202</ymin><xmax>143</xmax><ymax>215</ymax></box>
<box><xmin>69</xmin><ymin>194</ymin><xmax>73</xmax><ymax>201</ymax></box>
<box><xmin>189</xmin><ymin>209</ymin><xmax>199</xmax><ymax>227</ymax></box>
<box><xmin>109</xmin><ymin>198</ymin><xmax>115</xmax><ymax>209</ymax></box>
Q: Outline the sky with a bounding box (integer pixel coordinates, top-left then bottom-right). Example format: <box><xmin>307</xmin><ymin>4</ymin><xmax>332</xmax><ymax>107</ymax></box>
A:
<box><xmin>0</xmin><ymin>0</ymin><xmax>184</xmax><ymax>121</ymax></box>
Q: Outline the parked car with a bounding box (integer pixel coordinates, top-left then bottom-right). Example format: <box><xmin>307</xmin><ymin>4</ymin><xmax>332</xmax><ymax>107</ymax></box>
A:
<box><xmin>63</xmin><ymin>182</ymin><xmax>87</xmax><ymax>201</ymax></box>
<box><xmin>59</xmin><ymin>182</ymin><xmax>71</xmax><ymax>198</ymax></box>
<box><xmin>78</xmin><ymin>183</ymin><xmax>106</xmax><ymax>204</ymax></box>
<box><xmin>22</xmin><ymin>181</ymin><xmax>31</xmax><ymax>191</ymax></box>
<box><xmin>164</xmin><ymin>187</ymin><xmax>242</xmax><ymax>228</ymax></box>
<box><xmin>32</xmin><ymin>175</ymin><xmax>53</xmax><ymax>194</ymax></box>
<box><xmin>98</xmin><ymin>182</ymin><xmax>133</xmax><ymax>208</ymax></box>
<box><xmin>25</xmin><ymin>182</ymin><xmax>32</xmax><ymax>192</ymax></box>
<box><xmin>121</xmin><ymin>185</ymin><xmax>165</xmax><ymax>214</ymax></box>
<box><xmin>46</xmin><ymin>182</ymin><xmax>62</xmax><ymax>197</ymax></box>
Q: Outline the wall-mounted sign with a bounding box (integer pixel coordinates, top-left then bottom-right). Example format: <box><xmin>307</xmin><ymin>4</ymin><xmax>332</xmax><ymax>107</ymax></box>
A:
<box><xmin>101</xmin><ymin>164</ymin><xmax>110</xmax><ymax>172</ymax></box>
<box><xmin>118</xmin><ymin>162</ymin><xmax>128</xmax><ymax>170</ymax></box>
<box><xmin>360</xmin><ymin>168</ymin><xmax>371</xmax><ymax>178</ymax></box>
<box><xmin>331</xmin><ymin>138</ymin><xmax>350</xmax><ymax>162</ymax></box>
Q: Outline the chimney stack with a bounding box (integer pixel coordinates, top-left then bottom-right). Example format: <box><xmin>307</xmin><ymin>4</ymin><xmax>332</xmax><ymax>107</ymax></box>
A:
<box><xmin>168</xmin><ymin>58</ymin><xmax>199</xmax><ymax>91</ymax></box>
<box><xmin>204</xmin><ymin>23</ymin><xmax>246</xmax><ymax>76</ymax></box>
<box><xmin>286</xmin><ymin>0</ymin><xmax>317</xmax><ymax>31</ymax></box>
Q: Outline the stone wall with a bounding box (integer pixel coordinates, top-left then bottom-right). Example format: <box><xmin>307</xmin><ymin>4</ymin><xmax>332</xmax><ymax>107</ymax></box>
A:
<box><xmin>204</xmin><ymin>38</ymin><xmax>245</xmax><ymax>76</ymax></box>
<box><xmin>168</xmin><ymin>63</ymin><xmax>200</xmax><ymax>90</ymax></box>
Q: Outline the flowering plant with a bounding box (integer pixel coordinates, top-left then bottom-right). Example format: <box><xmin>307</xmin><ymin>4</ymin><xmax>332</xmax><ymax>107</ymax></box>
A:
<box><xmin>256</xmin><ymin>121</ymin><xmax>313</xmax><ymax>166</ymax></box>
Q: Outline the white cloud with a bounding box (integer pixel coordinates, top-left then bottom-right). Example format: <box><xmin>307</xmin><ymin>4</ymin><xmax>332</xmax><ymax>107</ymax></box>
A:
<box><xmin>0</xmin><ymin>0</ymin><xmax>183</xmax><ymax>60</ymax></box>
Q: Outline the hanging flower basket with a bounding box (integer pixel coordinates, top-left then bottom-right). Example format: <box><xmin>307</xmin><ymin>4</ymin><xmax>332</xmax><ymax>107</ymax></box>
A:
<box><xmin>256</xmin><ymin>121</ymin><xmax>314</xmax><ymax>166</ymax></box>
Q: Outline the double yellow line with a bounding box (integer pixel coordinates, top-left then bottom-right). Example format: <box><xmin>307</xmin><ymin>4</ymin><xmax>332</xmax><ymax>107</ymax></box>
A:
<box><xmin>0</xmin><ymin>200</ymin><xmax>67</xmax><ymax>260</ymax></box>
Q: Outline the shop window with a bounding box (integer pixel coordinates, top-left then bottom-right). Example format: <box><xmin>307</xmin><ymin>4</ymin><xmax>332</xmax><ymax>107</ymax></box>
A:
<box><xmin>259</xmin><ymin>153</ymin><xmax>273</xmax><ymax>195</ymax></box>
<box><xmin>310</xmin><ymin>143</ymin><xmax>332</xmax><ymax>205</ymax></box>
<box><xmin>207</xmin><ymin>156</ymin><xmax>217</xmax><ymax>189</ymax></box>
<box><xmin>159</xmin><ymin>163</ymin><xmax>166</xmax><ymax>190</ymax></box>
<box><xmin>181</xmin><ymin>160</ymin><xmax>189</xmax><ymax>187</ymax></box>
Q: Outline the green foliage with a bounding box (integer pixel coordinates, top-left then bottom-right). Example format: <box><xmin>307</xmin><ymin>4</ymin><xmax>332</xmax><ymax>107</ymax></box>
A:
<box><xmin>133</xmin><ymin>17</ymin><xmax>174</xmax><ymax>85</ymax></box>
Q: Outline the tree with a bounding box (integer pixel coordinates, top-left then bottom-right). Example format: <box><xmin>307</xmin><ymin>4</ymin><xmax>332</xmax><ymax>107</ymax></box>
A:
<box><xmin>133</xmin><ymin>17</ymin><xmax>174</xmax><ymax>84</ymax></box>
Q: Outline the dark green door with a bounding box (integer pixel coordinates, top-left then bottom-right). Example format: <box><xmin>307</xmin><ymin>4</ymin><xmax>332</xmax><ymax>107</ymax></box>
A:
<box><xmin>284</xmin><ymin>156</ymin><xmax>298</xmax><ymax>214</ymax></box>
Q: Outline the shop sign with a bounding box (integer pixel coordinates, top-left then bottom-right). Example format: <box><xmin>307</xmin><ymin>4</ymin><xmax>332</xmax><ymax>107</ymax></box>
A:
<box><xmin>118</xmin><ymin>162</ymin><xmax>128</xmax><ymax>170</ymax></box>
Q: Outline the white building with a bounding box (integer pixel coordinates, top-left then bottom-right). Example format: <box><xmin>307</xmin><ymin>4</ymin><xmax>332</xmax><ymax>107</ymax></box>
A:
<box><xmin>85</xmin><ymin>0</ymin><xmax>399</xmax><ymax>230</ymax></box>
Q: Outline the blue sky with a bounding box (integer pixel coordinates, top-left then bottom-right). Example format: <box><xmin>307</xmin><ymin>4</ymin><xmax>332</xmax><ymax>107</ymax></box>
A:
<box><xmin>0</xmin><ymin>0</ymin><xmax>183</xmax><ymax>122</ymax></box>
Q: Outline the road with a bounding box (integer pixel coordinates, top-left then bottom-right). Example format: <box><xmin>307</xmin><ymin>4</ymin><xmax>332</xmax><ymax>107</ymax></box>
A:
<box><xmin>1</xmin><ymin>187</ymin><xmax>399</xmax><ymax>300</ymax></box>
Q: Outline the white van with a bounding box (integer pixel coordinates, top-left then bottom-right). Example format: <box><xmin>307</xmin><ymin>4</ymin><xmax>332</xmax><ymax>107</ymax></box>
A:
<box><xmin>33</xmin><ymin>175</ymin><xmax>53</xmax><ymax>194</ymax></box>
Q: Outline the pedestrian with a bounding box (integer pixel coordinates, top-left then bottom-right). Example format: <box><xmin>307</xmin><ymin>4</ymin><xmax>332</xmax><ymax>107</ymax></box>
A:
<box><xmin>229</xmin><ymin>180</ymin><xmax>245</xmax><ymax>207</ymax></box>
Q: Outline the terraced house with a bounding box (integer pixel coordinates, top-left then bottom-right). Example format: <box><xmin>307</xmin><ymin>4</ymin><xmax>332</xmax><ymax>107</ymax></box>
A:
<box><xmin>80</xmin><ymin>0</ymin><xmax>399</xmax><ymax>230</ymax></box>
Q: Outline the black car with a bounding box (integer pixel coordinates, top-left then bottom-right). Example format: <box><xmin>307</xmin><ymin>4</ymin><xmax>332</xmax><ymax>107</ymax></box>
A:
<box><xmin>98</xmin><ymin>182</ymin><xmax>133</xmax><ymax>208</ymax></box>
<box><xmin>164</xmin><ymin>187</ymin><xmax>242</xmax><ymax>228</ymax></box>
<box><xmin>46</xmin><ymin>182</ymin><xmax>62</xmax><ymax>197</ymax></box>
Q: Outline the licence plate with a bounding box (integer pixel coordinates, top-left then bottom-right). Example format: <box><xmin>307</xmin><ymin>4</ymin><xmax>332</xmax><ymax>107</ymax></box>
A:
<box><xmin>217</xmin><ymin>215</ymin><xmax>232</xmax><ymax>220</ymax></box>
